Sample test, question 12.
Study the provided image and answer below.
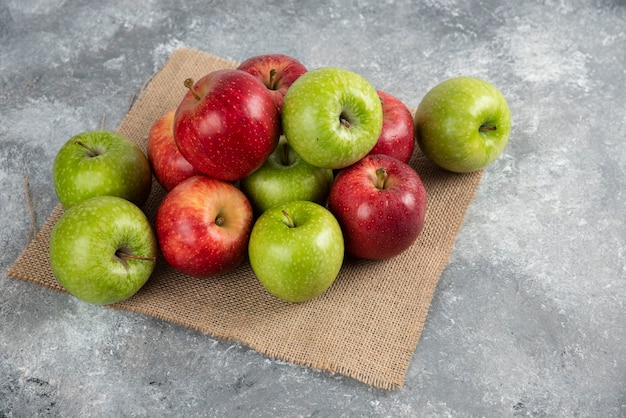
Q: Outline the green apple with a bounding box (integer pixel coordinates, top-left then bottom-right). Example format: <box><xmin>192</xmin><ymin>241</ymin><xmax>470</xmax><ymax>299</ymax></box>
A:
<box><xmin>281</xmin><ymin>67</ymin><xmax>383</xmax><ymax>169</ymax></box>
<box><xmin>248</xmin><ymin>200</ymin><xmax>344</xmax><ymax>303</ymax></box>
<box><xmin>239</xmin><ymin>136</ymin><xmax>334</xmax><ymax>214</ymax></box>
<box><xmin>49</xmin><ymin>195</ymin><xmax>157</xmax><ymax>305</ymax></box>
<box><xmin>414</xmin><ymin>77</ymin><xmax>511</xmax><ymax>173</ymax></box>
<box><xmin>53</xmin><ymin>130</ymin><xmax>152</xmax><ymax>209</ymax></box>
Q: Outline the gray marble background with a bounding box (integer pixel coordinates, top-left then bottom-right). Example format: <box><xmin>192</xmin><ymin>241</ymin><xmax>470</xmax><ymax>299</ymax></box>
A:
<box><xmin>1</xmin><ymin>0</ymin><xmax>625</xmax><ymax>416</ymax></box>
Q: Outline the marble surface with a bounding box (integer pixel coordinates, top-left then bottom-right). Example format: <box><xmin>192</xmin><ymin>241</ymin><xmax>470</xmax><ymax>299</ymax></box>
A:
<box><xmin>1</xmin><ymin>0</ymin><xmax>625</xmax><ymax>416</ymax></box>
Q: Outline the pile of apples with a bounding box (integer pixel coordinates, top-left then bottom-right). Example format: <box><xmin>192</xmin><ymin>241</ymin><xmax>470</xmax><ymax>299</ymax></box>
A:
<box><xmin>48</xmin><ymin>53</ymin><xmax>511</xmax><ymax>305</ymax></box>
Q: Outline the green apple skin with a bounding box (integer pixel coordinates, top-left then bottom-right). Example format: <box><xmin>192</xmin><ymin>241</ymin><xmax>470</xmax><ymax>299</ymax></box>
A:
<box><xmin>248</xmin><ymin>201</ymin><xmax>344</xmax><ymax>303</ymax></box>
<box><xmin>239</xmin><ymin>137</ymin><xmax>334</xmax><ymax>215</ymax></box>
<box><xmin>414</xmin><ymin>77</ymin><xmax>511</xmax><ymax>173</ymax></box>
<box><xmin>49</xmin><ymin>195</ymin><xmax>157</xmax><ymax>305</ymax></box>
<box><xmin>53</xmin><ymin>130</ymin><xmax>152</xmax><ymax>209</ymax></box>
<box><xmin>281</xmin><ymin>67</ymin><xmax>383</xmax><ymax>169</ymax></box>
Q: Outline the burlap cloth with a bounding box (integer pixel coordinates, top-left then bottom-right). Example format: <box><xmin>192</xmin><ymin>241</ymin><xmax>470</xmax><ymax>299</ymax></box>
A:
<box><xmin>7</xmin><ymin>48</ymin><xmax>482</xmax><ymax>390</ymax></box>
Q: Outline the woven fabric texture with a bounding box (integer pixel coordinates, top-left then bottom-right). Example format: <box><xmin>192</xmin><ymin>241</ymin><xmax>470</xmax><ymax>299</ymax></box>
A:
<box><xmin>7</xmin><ymin>48</ymin><xmax>483</xmax><ymax>390</ymax></box>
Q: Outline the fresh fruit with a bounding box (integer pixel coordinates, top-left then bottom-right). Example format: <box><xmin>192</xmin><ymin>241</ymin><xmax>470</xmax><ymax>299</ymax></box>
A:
<box><xmin>328</xmin><ymin>154</ymin><xmax>427</xmax><ymax>260</ymax></box>
<box><xmin>147</xmin><ymin>109</ymin><xmax>202</xmax><ymax>191</ymax></box>
<box><xmin>281</xmin><ymin>67</ymin><xmax>383</xmax><ymax>169</ymax></box>
<box><xmin>248</xmin><ymin>200</ymin><xmax>344</xmax><ymax>303</ymax></box>
<box><xmin>236</xmin><ymin>53</ymin><xmax>308</xmax><ymax>113</ymax></box>
<box><xmin>174</xmin><ymin>69</ymin><xmax>281</xmax><ymax>181</ymax></box>
<box><xmin>368</xmin><ymin>90</ymin><xmax>415</xmax><ymax>163</ymax></box>
<box><xmin>414</xmin><ymin>76</ymin><xmax>511</xmax><ymax>173</ymax></box>
<box><xmin>52</xmin><ymin>130</ymin><xmax>152</xmax><ymax>209</ymax></box>
<box><xmin>155</xmin><ymin>176</ymin><xmax>253</xmax><ymax>278</ymax></box>
<box><xmin>49</xmin><ymin>195</ymin><xmax>157</xmax><ymax>305</ymax></box>
<box><xmin>239</xmin><ymin>136</ymin><xmax>334</xmax><ymax>215</ymax></box>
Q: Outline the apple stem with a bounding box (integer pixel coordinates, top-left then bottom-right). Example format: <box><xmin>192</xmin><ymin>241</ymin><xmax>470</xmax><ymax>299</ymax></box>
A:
<box><xmin>375</xmin><ymin>167</ymin><xmax>388</xmax><ymax>190</ymax></box>
<box><xmin>116</xmin><ymin>251</ymin><xmax>157</xmax><ymax>262</ymax></box>
<box><xmin>114</xmin><ymin>250</ymin><xmax>156</xmax><ymax>271</ymax></box>
<box><xmin>479</xmin><ymin>124</ymin><xmax>497</xmax><ymax>132</ymax></box>
<box><xmin>215</xmin><ymin>216</ymin><xmax>225</xmax><ymax>227</ymax></box>
<box><xmin>281</xmin><ymin>142</ymin><xmax>292</xmax><ymax>166</ymax></box>
<box><xmin>281</xmin><ymin>210</ymin><xmax>296</xmax><ymax>228</ymax></box>
<box><xmin>340</xmin><ymin>114</ymin><xmax>351</xmax><ymax>129</ymax></box>
<box><xmin>269</xmin><ymin>68</ymin><xmax>278</xmax><ymax>90</ymax></box>
<box><xmin>184</xmin><ymin>78</ymin><xmax>201</xmax><ymax>101</ymax></box>
<box><xmin>74</xmin><ymin>140</ymin><xmax>101</xmax><ymax>158</ymax></box>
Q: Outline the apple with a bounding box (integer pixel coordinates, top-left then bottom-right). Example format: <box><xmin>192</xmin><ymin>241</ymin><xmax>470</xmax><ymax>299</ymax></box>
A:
<box><xmin>248</xmin><ymin>200</ymin><xmax>344</xmax><ymax>303</ymax></box>
<box><xmin>147</xmin><ymin>109</ymin><xmax>203</xmax><ymax>191</ymax></box>
<box><xmin>155</xmin><ymin>175</ymin><xmax>253</xmax><ymax>278</ymax></box>
<box><xmin>239</xmin><ymin>136</ymin><xmax>334</xmax><ymax>215</ymax></box>
<box><xmin>52</xmin><ymin>130</ymin><xmax>152</xmax><ymax>209</ymax></box>
<box><xmin>236</xmin><ymin>53</ymin><xmax>308</xmax><ymax>113</ymax></box>
<box><xmin>174</xmin><ymin>69</ymin><xmax>281</xmax><ymax>182</ymax></box>
<box><xmin>281</xmin><ymin>67</ymin><xmax>383</xmax><ymax>169</ymax></box>
<box><xmin>413</xmin><ymin>76</ymin><xmax>511</xmax><ymax>173</ymax></box>
<box><xmin>49</xmin><ymin>195</ymin><xmax>157</xmax><ymax>305</ymax></box>
<box><xmin>368</xmin><ymin>90</ymin><xmax>415</xmax><ymax>163</ymax></box>
<box><xmin>327</xmin><ymin>154</ymin><xmax>427</xmax><ymax>260</ymax></box>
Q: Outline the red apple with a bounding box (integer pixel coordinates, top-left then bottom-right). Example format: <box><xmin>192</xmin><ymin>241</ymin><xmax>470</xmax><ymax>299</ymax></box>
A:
<box><xmin>367</xmin><ymin>91</ymin><xmax>415</xmax><ymax>163</ymax></box>
<box><xmin>327</xmin><ymin>154</ymin><xmax>427</xmax><ymax>260</ymax></box>
<box><xmin>147</xmin><ymin>109</ymin><xmax>203</xmax><ymax>191</ymax></box>
<box><xmin>236</xmin><ymin>53</ymin><xmax>307</xmax><ymax>113</ymax></box>
<box><xmin>155</xmin><ymin>175</ymin><xmax>253</xmax><ymax>278</ymax></box>
<box><xmin>174</xmin><ymin>69</ymin><xmax>281</xmax><ymax>182</ymax></box>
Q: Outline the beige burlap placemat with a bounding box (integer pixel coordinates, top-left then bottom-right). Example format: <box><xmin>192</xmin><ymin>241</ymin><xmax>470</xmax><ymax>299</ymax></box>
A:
<box><xmin>7</xmin><ymin>48</ymin><xmax>483</xmax><ymax>390</ymax></box>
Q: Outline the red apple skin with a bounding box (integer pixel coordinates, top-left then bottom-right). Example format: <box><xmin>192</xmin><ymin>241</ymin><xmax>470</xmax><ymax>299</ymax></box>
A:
<box><xmin>368</xmin><ymin>91</ymin><xmax>415</xmax><ymax>164</ymax></box>
<box><xmin>174</xmin><ymin>69</ymin><xmax>281</xmax><ymax>182</ymax></box>
<box><xmin>147</xmin><ymin>109</ymin><xmax>203</xmax><ymax>191</ymax></box>
<box><xmin>328</xmin><ymin>154</ymin><xmax>427</xmax><ymax>260</ymax></box>
<box><xmin>155</xmin><ymin>176</ymin><xmax>253</xmax><ymax>278</ymax></box>
<box><xmin>237</xmin><ymin>54</ymin><xmax>307</xmax><ymax>113</ymax></box>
